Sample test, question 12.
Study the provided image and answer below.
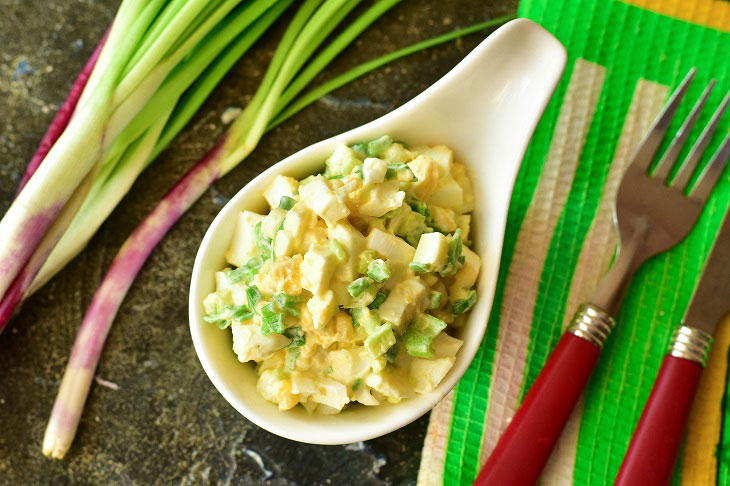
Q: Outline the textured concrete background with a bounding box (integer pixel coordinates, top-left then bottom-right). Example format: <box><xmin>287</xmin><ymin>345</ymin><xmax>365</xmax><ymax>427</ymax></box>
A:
<box><xmin>0</xmin><ymin>1</ymin><xmax>516</xmax><ymax>484</ymax></box>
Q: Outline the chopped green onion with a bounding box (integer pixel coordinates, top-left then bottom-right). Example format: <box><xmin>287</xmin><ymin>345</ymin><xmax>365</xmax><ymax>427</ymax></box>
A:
<box><xmin>452</xmin><ymin>290</ymin><xmax>477</xmax><ymax>315</ymax></box>
<box><xmin>409</xmin><ymin>262</ymin><xmax>431</xmax><ymax>274</ymax></box>
<box><xmin>347</xmin><ymin>277</ymin><xmax>373</xmax><ymax>298</ymax></box>
<box><xmin>439</xmin><ymin>229</ymin><xmax>463</xmax><ymax>277</ymax></box>
<box><xmin>404</xmin><ymin>314</ymin><xmax>447</xmax><ymax>358</ymax></box>
<box><xmin>232</xmin><ymin>305</ymin><xmax>255</xmax><ymax>322</ymax></box>
<box><xmin>329</xmin><ymin>238</ymin><xmax>347</xmax><ymax>262</ymax></box>
<box><xmin>325</xmin><ymin>366</ymin><xmax>333</xmax><ymax>374</ymax></box>
<box><xmin>260</xmin><ymin>302</ymin><xmax>285</xmax><ymax>334</ymax></box>
<box><xmin>448</xmin><ymin>229</ymin><xmax>463</xmax><ymax>266</ymax></box>
<box><xmin>278</xmin><ymin>195</ymin><xmax>296</xmax><ymax>210</ymax></box>
<box><xmin>352</xmin><ymin>378</ymin><xmax>362</xmax><ymax>391</ymax></box>
<box><xmin>203</xmin><ymin>314</ymin><xmax>227</xmax><ymax>326</ymax></box>
<box><xmin>274</xmin><ymin>292</ymin><xmax>301</xmax><ymax>317</ymax></box>
<box><xmin>364</xmin><ymin>322</ymin><xmax>396</xmax><ymax>358</ymax></box>
<box><xmin>429</xmin><ymin>291</ymin><xmax>443</xmax><ymax>309</ymax></box>
<box><xmin>246</xmin><ymin>285</ymin><xmax>262</xmax><ymax>312</ymax></box>
<box><xmin>367</xmin><ymin>259</ymin><xmax>391</xmax><ymax>283</ymax></box>
<box><xmin>368</xmin><ymin>289</ymin><xmax>389</xmax><ymax>310</ymax></box>
<box><xmin>203</xmin><ymin>304</ymin><xmax>253</xmax><ymax>329</ymax></box>
<box><xmin>228</xmin><ymin>257</ymin><xmax>262</xmax><ymax>284</ymax></box>
<box><xmin>254</xmin><ymin>221</ymin><xmax>274</xmax><ymax>261</ymax></box>
<box><xmin>352</xmin><ymin>165</ymin><xmax>364</xmax><ymax>179</ymax></box>
<box><xmin>367</xmin><ymin>135</ymin><xmax>393</xmax><ymax>156</ymax></box>
<box><xmin>283</xmin><ymin>326</ymin><xmax>305</xmax><ymax>348</ymax></box>
<box><xmin>385</xmin><ymin>162</ymin><xmax>409</xmax><ymax>180</ymax></box>
<box><xmin>350</xmin><ymin>142</ymin><xmax>368</xmax><ymax>154</ymax></box>
<box><xmin>384</xmin><ymin>335</ymin><xmax>400</xmax><ymax>363</ymax></box>
<box><xmin>350</xmin><ymin>307</ymin><xmax>380</xmax><ymax>333</ymax></box>
<box><xmin>408</xmin><ymin>200</ymin><xmax>430</xmax><ymax>218</ymax></box>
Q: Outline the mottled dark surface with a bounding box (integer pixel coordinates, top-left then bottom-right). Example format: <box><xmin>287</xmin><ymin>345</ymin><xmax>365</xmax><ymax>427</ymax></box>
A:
<box><xmin>0</xmin><ymin>1</ymin><xmax>516</xmax><ymax>484</ymax></box>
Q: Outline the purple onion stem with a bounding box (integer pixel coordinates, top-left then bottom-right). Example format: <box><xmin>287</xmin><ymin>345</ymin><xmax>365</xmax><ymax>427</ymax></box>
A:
<box><xmin>42</xmin><ymin>138</ymin><xmax>225</xmax><ymax>458</ymax></box>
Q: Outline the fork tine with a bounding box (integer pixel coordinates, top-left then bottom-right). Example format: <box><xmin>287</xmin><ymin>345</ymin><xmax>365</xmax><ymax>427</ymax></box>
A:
<box><xmin>672</xmin><ymin>90</ymin><xmax>730</xmax><ymax>190</ymax></box>
<box><xmin>632</xmin><ymin>68</ymin><xmax>696</xmax><ymax>171</ymax></box>
<box><xmin>653</xmin><ymin>80</ymin><xmax>715</xmax><ymax>181</ymax></box>
<box><xmin>690</xmin><ymin>132</ymin><xmax>730</xmax><ymax>202</ymax></box>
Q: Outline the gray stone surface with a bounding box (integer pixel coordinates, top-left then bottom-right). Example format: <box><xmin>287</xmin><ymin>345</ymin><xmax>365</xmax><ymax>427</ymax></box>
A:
<box><xmin>0</xmin><ymin>1</ymin><xmax>516</xmax><ymax>484</ymax></box>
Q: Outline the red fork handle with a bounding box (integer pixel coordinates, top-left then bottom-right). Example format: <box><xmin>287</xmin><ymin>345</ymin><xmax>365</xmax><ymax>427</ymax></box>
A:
<box><xmin>475</xmin><ymin>332</ymin><xmax>602</xmax><ymax>485</ymax></box>
<box><xmin>615</xmin><ymin>355</ymin><xmax>704</xmax><ymax>485</ymax></box>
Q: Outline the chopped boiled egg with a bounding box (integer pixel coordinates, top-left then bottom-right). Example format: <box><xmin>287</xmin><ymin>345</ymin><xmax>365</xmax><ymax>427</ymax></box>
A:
<box><xmin>206</xmin><ymin>136</ymin><xmax>481</xmax><ymax>415</ymax></box>
<box><xmin>225</xmin><ymin>210</ymin><xmax>265</xmax><ymax>267</ymax></box>
<box><xmin>366</xmin><ymin>228</ymin><xmax>415</xmax><ymax>263</ymax></box>
<box><xmin>263</xmin><ymin>175</ymin><xmax>299</xmax><ymax>209</ymax></box>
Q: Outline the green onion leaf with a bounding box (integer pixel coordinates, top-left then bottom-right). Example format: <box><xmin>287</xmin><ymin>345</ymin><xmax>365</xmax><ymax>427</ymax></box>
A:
<box><xmin>254</xmin><ymin>221</ymin><xmax>274</xmax><ymax>261</ymax></box>
<box><xmin>429</xmin><ymin>291</ymin><xmax>443</xmax><ymax>309</ymax></box>
<box><xmin>232</xmin><ymin>305</ymin><xmax>254</xmax><ymax>322</ymax></box>
<box><xmin>274</xmin><ymin>292</ymin><xmax>302</xmax><ymax>317</ymax></box>
<box><xmin>204</xmin><ymin>303</ymin><xmax>253</xmax><ymax>329</ymax></box>
<box><xmin>329</xmin><ymin>238</ymin><xmax>347</xmax><ymax>262</ymax></box>
<box><xmin>352</xmin><ymin>378</ymin><xmax>362</xmax><ymax>391</ymax></box>
<box><xmin>351</xmin><ymin>142</ymin><xmax>368</xmax><ymax>154</ymax></box>
<box><xmin>409</xmin><ymin>262</ymin><xmax>431</xmax><ymax>274</ymax></box>
<box><xmin>246</xmin><ymin>285</ymin><xmax>262</xmax><ymax>312</ymax></box>
<box><xmin>440</xmin><ymin>229</ymin><xmax>463</xmax><ymax>277</ymax></box>
<box><xmin>367</xmin><ymin>259</ymin><xmax>391</xmax><ymax>283</ymax></box>
<box><xmin>228</xmin><ymin>257</ymin><xmax>262</xmax><ymax>285</ymax></box>
<box><xmin>403</xmin><ymin>314</ymin><xmax>447</xmax><ymax>358</ymax></box>
<box><xmin>367</xmin><ymin>135</ymin><xmax>393</xmax><ymax>156</ymax></box>
<box><xmin>347</xmin><ymin>277</ymin><xmax>373</xmax><ymax>298</ymax></box>
<box><xmin>203</xmin><ymin>314</ymin><xmax>227</xmax><ymax>327</ymax></box>
<box><xmin>260</xmin><ymin>302</ymin><xmax>285</xmax><ymax>334</ymax></box>
<box><xmin>283</xmin><ymin>326</ymin><xmax>305</xmax><ymax>348</ymax></box>
<box><xmin>364</xmin><ymin>322</ymin><xmax>396</xmax><ymax>358</ymax></box>
<box><xmin>385</xmin><ymin>162</ymin><xmax>409</xmax><ymax>180</ymax></box>
<box><xmin>384</xmin><ymin>335</ymin><xmax>400</xmax><ymax>363</ymax></box>
<box><xmin>368</xmin><ymin>289</ymin><xmax>389</xmax><ymax>310</ymax></box>
<box><xmin>408</xmin><ymin>200</ymin><xmax>430</xmax><ymax>218</ymax></box>
<box><xmin>452</xmin><ymin>290</ymin><xmax>477</xmax><ymax>315</ymax></box>
<box><xmin>279</xmin><ymin>195</ymin><xmax>296</xmax><ymax>210</ymax></box>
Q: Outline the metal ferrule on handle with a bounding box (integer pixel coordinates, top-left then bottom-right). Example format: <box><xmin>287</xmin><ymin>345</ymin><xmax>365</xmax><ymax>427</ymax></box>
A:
<box><xmin>668</xmin><ymin>325</ymin><xmax>713</xmax><ymax>366</ymax></box>
<box><xmin>567</xmin><ymin>304</ymin><xmax>615</xmax><ymax>348</ymax></box>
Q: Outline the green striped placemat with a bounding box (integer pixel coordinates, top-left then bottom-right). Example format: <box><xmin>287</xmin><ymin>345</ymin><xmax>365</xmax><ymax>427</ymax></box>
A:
<box><xmin>418</xmin><ymin>0</ymin><xmax>730</xmax><ymax>484</ymax></box>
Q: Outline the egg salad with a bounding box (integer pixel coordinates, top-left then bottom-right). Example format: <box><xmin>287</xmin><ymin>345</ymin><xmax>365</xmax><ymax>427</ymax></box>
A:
<box><xmin>203</xmin><ymin>136</ymin><xmax>481</xmax><ymax>414</ymax></box>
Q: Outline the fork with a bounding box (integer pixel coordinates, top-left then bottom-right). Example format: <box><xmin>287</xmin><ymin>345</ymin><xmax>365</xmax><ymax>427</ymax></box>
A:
<box><xmin>475</xmin><ymin>69</ymin><xmax>730</xmax><ymax>486</ymax></box>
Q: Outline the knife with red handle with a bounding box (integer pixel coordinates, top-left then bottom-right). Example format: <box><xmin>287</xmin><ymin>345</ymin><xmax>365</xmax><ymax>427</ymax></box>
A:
<box><xmin>615</xmin><ymin>209</ymin><xmax>730</xmax><ymax>485</ymax></box>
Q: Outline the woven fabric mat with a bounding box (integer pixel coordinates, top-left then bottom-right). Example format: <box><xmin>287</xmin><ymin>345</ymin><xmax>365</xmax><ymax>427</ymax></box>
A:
<box><xmin>417</xmin><ymin>1</ymin><xmax>730</xmax><ymax>484</ymax></box>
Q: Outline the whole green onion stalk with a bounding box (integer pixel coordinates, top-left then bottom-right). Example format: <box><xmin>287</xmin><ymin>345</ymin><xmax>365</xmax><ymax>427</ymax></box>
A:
<box><xmin>28</xmin><ymin>0</ymin><xmax>285</xmax><ymax>296</ymax></box>
<box><xmin>41</xmin><ymin>8</ymin><xmax>513</xmax><ymax>458</ymax></box>
<box><xmin>0</xmin><ymin>0</ymin><xmax>294</xmax><ymax>331</ymax></box>
<box><xmin>0</xmin><ymin>0</ymin><xmax>148</xmax><ymax>302</ymax></box>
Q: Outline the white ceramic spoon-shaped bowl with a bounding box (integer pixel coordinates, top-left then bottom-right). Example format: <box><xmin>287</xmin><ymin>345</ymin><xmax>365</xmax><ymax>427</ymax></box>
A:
<box><xmin>189</xmin><ymin>18</ymin><xmax>566</xmax><ymax>445</ymax></box>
